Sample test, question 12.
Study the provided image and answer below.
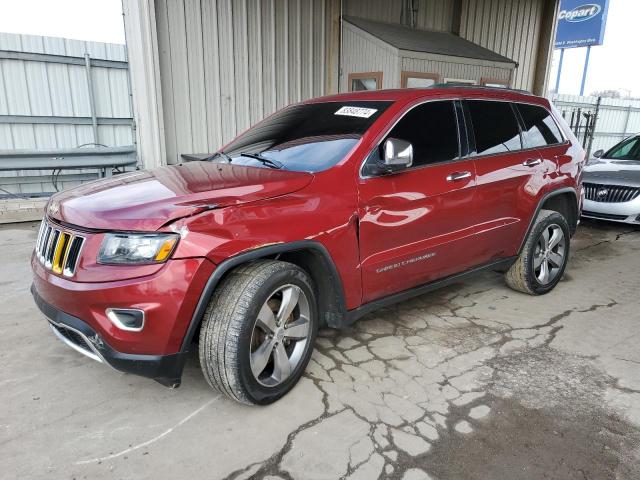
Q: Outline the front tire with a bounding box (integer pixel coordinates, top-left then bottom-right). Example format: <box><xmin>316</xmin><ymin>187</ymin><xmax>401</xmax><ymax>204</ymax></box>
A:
<box><xmin>199</xmin><ymin>260</ymin><xmax>318</xmax><ymax>405</ymax></box>
<box><xmin>505</xmin><ymin>209</ymin><xmax>570</xmax><ymax>295</ymax></box>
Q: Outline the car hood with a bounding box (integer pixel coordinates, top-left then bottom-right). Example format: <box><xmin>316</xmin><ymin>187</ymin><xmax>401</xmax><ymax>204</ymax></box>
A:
<box><xmin>46</xmin><ymin>161</ymin><xmax>313</xmax><ymax>231</ymax></box>
<box><xmin>584</xmin><ymin>158</ymin><xmax>640</xmax><ymax>187</ymax></box>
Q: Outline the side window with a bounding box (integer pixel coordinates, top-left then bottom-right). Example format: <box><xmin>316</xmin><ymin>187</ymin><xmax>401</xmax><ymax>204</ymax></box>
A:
<box><xmin>466</xmin><ymin>100</ymin><xmax>522</xmax><ymax>156</ymax></box>
<box><xmin>383</xmin><ymin>101</ymin><xmax>460</xmax><ymax>168</ymax></box>
<box><xmin>517</xmin><ymin>103</ymin><xmax>564</xmax><ymax>148</ymax></box>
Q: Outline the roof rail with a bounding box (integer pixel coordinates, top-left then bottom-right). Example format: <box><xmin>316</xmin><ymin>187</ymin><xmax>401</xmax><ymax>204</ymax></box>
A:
<box><xmin>428</xmin><ymin>83</ymin><xmax>532</xmax><ymax>95</ymax></box>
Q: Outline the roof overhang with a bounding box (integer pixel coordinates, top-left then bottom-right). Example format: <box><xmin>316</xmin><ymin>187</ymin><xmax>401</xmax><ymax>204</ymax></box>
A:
<box><xmin>343</xmin><ymin>16</ymin><xmax>517</xmax><ymax>69</ymax></box>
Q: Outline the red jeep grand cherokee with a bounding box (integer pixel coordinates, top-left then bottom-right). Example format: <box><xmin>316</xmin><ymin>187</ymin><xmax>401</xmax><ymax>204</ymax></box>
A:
<box><xmin>31</xmin><ymin>86</ymin><xmax>584</xmax><ymax>404</ymax></box>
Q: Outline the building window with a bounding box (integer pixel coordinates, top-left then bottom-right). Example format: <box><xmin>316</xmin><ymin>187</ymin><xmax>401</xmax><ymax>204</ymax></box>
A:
<box><xmin>401</xmin><ymin>71</ymin><xmax>439</xmax><ymax>88</ymax></box>
<box><xmin>348</xmin><ymin>72</ymin><xmax>383</xmax><ymax>91</ymax></box>
<box><xmin>444</xmin><ymin>78</ymin><xmax>476</xmax><ymax>85</ymax></box>
<box><xmin>480</xmin><ymin>77</ymin><xmax>510</xmax><ymax>88</ymax></box>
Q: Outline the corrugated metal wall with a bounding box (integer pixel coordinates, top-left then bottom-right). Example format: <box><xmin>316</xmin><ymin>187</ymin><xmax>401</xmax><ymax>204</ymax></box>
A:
<box><xmin>0</xmin><ymin>33</ymin><xmax>133</xmax><ymax>194</ymax></box>
<box><xmin>341</xmin><ymin>21</ymin><xmax>512</xmax><ymax>90</ymax></box>
<box><xmin>341</xmin><ymin>23</ymin><xmax>400</xmax><ymax>92</ymax></box>
<box><xmin>459</xmin><ymin>0</ymin><xmax>545</xmax><ymax>91</ymax></box>
<box><xmin>344</xmin><ymin>0</ymin><xmax>546</xmax><ymax>91</ymax></box>
<box><xmin>124</xmin><ymin>0</ymin><xmax>556</xmax><ymax>168</ymax></box>
<box><xmin>344</xmin><ymin>0</ymin><xmax>454</xmax><ymax>31</ymax></box>
<box><xmin>400</xmin><ymin>56</ymin><xmax>511</xmax><ymax>84</ymax></box>
<box><xmin>154</xmin><ymin>0</ymin><xmax>338</xmax><ymax>165</ymax></box>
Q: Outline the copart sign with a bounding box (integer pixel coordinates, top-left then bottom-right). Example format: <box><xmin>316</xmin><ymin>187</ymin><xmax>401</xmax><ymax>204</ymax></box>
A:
<box><xmin>555</xmin><ymin>0</ymin><xmax>609</xmax><ymax>48</ymax></box>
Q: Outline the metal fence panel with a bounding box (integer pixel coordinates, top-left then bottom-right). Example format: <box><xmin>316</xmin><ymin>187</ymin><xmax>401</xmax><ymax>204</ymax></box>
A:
<box><xmin>0</xmin><ymin>32</ymin><xmax>135</xmax><ymax>195</ymax></box>
<box><xmin>550</xmin><ymin>93</ymin><xmax>640</xmax><ymax>156</ymax></box>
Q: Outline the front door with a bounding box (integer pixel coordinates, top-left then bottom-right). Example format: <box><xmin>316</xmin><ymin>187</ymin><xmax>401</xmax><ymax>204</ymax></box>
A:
<box><xmin>357</xmin><ymin>100</ymin><xmax>478</xmax><ymax>303</ymax></box>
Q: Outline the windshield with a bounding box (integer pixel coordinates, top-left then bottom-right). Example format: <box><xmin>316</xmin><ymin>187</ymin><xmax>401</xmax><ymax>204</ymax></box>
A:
<box><xmin>605</xmin><ymin>136</ymin><xmax>640</xmax><ymax>161</ymax></box>
<box><xmin>218</xmin><ymin>101</ymin><xmax>392</xmax><ymax>172</ymax></box>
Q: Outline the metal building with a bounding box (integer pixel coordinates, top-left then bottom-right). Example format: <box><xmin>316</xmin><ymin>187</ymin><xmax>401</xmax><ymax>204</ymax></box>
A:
<box><xmin>341</xmin><ymin>16</ymin><xmax>517</xmax><ymax>91</ymax></box>
<box><xmin>122</xmin><ymin>0</ymin><xmax>559</xmax><ymax>169</ymax></box>
<box><xmin>0</xmin><ymin>33</ymin><xmax>135</xmax><ymax>195</ymax></box>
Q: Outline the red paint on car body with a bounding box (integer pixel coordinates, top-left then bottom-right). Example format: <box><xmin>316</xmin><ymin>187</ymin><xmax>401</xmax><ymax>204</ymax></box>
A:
<box><xmin>31</xmin><ymin>87</ymin><xmax>584</xmax><ymax>366</ymax></box>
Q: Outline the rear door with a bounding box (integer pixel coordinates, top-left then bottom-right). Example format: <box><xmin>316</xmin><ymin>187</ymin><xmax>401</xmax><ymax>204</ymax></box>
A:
<box><xmin>515</xmin><ymin>101</ymin><xmax>573</xmax><ymax>190</ymax></box>
<box><xmin>463</xmin><ymin>99</ymin><xmax>545</xmax><ymax>263</ymax></box>
<box><xmin>357</xmin><ymin>99</ymin><xmax>478</xmax><ymax>303</ymax></box>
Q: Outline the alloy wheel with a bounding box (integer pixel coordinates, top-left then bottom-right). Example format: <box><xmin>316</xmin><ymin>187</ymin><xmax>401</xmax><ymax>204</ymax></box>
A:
<box><xmin>533</xmin><ymin>223</ymin><xmax>566</xmax><ymax>285</ymax></box>
<box><xmin>249</xmin><ymin>284</ymin><xmax>311</xmax><ymax>387</ymax></box>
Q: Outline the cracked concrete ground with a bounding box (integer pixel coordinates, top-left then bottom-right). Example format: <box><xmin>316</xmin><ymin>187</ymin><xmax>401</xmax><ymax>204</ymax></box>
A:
<box><xmin>1</xmin><ymin>219</ymin><xmax>639</xmax><ymax>479</ymax></box>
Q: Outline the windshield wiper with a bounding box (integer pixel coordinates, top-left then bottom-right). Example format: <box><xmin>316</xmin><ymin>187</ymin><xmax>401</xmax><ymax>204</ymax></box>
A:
<box><xmin>204</xmin><ymin>151</ymin><xmax>232</xmax><ymax>163</ymax></box>
<box><xmin>239</xmin><ymin>152</ymin><xmax>284</xmax><ymax>169</ymax></box>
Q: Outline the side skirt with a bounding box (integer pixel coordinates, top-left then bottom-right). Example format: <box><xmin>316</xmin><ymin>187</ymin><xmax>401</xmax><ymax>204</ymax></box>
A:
<box><xmin>342</xmin><ymin>257</ymin><xmax>517</xmax><ymax>327</ymax></box>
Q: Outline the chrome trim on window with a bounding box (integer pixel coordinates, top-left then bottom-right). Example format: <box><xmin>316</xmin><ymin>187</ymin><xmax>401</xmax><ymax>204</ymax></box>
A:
<box><xmin>359</xmin><ymin>96</ymin><xmax>570</xmax><ymax>180</ymax></box>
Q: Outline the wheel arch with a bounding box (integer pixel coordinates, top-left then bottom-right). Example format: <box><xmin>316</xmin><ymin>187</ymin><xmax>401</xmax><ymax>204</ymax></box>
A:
<box><xmin>180</xmin><ymin>241</ymin><xmax>348</xmax><ymax>353</ymax></box>
<box><xmin>519</xmin><ymin>187</ymin><xmax>579</xmax><ymax>254</ymax></box>
<box><xmin>541</xmin><ymin>190</ymin><xmax>579</xmax><ymax>234</ymax></box>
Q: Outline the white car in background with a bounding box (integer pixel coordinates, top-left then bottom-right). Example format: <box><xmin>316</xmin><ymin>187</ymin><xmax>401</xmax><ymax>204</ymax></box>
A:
<box><xmin>582</xmin><ymin>134</ymin><xmax>640</xmax><ymax>224</ymax></box>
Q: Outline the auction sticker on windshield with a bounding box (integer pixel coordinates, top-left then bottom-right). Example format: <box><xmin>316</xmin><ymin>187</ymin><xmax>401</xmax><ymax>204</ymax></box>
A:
<box><xmin>335</xmin><ymin>106</ymin><xmax>378</xmax><ymax>118</ymax></box>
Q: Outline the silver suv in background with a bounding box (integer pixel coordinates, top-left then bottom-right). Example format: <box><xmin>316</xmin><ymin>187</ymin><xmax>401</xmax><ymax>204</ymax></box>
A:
<box><xmin>582</xmin><ymin>134</ymin><xmax>640</xmax><ymax>224</ymax></box>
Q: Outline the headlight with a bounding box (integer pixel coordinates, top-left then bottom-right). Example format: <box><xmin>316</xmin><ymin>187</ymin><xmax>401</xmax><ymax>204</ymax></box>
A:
<box><xmin>98</xmin><ymin>233</ymin><xmax>179</xmax><ymax>265</ymax></box>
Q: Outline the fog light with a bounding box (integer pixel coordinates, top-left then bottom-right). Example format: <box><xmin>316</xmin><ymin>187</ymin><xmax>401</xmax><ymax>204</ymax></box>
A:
<box><xmin>106</xmin><ymin>308</ymin><xmax>145</xmax><ymax>332</ymax></box>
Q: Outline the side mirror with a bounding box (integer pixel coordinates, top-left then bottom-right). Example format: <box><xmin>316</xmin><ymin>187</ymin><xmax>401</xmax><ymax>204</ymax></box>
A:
<box><xmin>593</xmin><ymin>149</ymin><xmax>604</xmax><ymax>158</ymax></box>
<box><xmin>382</xmin><ymin>138</ymin><xmax>413</xmax><ymax>170</ymax></box>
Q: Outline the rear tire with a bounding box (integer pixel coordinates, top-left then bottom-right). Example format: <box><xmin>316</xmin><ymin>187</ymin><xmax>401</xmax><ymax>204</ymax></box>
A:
<box><xmin>505</xmin><ymin>209</ymin><xmax>570</xmax><ymax>295</ymax></box>
<box><xmin>198</xmin><ymin>260</ymin><xmax>317</xmax><ymax>405</ymax></box>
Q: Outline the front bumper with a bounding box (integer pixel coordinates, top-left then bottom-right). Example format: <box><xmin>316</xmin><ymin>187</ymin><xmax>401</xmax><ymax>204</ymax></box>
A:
<box><xmin>32</xmin><ymin>285</ymin><xmax>186</xmax><ymax>387</ymax></box>
<box><xmin>582</xmin><ymin>198</ymin><xmax>640</xmax><ymax>224</ymax></box>
<box><xmin>32</xmin><ymin>253</ymin><xmax>215</xmax><ymax>355</ymax></box>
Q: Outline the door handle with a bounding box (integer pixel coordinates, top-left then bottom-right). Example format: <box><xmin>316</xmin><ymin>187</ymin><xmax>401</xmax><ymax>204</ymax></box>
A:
<box><xmin>446</xmin><ymin>171</ymin><xmax>472</xmax><ymax>182</ymax></box>
<box><xmin>523</xmin><ymin>158</ymin><xmax>542</xmax><ymax>167</ymax></box>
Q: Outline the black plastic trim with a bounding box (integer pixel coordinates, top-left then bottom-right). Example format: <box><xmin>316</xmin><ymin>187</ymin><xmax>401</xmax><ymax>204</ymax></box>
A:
<box><xmin>31</xmin><ymin>285</ymin><xmax>186</xmax><ymax>387</ymax></box>
<box><xmin>179</xmin><ymin>240</ymin><xmax>347</xmax><ymax>352</ymax></box>
<box><xmin>454</xmin><ymin>99</ymin><xmax>471</xmax><ymax>158</ymax></box>
<box><xmin>581</xmin><ymin>211</ymin><xmax>628</xmax><ymax>221</ymax></box>
<box><xmin>518</xmin><ymin>187</ymin><xmax>579</xmax><ymax>254</ymax></box>
<box><xmin>343</xmin><ymin>257</ymin><xmax>517</xmax><ymax>325</ymax></box>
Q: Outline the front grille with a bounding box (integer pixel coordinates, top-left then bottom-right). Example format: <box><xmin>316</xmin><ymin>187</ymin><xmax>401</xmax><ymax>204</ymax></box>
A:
<box><xmin>35</xmin><ymin>219</ymin><xmax>85</xmax><ymax>276</ymax></box>
<box><xmin>582</xmin><ymin>211</ymin><xmax>628</xmax><ymax>220</ymax></box>
<box><xmin>583</xmin><ymin>183</ymin><xmax>640</xmax><ymax>203</ymax></box>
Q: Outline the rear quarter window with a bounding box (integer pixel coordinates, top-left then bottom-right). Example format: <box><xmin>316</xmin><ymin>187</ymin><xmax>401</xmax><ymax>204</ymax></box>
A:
<box><xmin>516</xmin><ymin>103</ymin><xmax>564</xmax><ymax>148</ymax></box>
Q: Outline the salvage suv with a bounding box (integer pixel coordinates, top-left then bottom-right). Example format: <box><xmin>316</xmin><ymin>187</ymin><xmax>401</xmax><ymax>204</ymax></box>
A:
<box><xmin>31</xmin><ymin>86</ymin><xmax>584</xmax><ymax>405</ymax></box>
